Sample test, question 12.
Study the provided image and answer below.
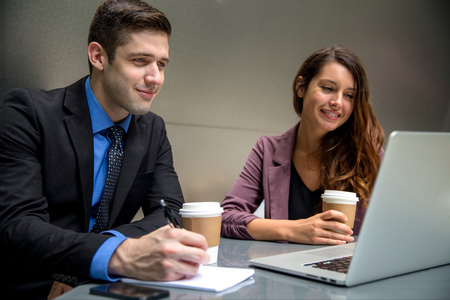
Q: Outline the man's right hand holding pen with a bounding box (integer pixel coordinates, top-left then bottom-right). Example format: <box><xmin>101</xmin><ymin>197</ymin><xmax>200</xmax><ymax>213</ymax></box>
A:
<box><xmin>108</xmin><ymin>226</ymin><xmax>210</xmax><ymax>281</ymax></box>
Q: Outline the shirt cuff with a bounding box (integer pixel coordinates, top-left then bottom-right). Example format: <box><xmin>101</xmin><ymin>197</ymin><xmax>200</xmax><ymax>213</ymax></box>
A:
<box><xmin>90</xmin><ymin>230</ymin><xmax>128</xmax><ymax>281</ymax></box>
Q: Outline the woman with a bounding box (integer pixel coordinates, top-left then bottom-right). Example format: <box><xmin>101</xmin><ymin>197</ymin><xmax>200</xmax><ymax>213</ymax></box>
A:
<box><xmin>221</xmin><ymin>45</ymin><xmax>384</xmax><ymax>245</ymax></box>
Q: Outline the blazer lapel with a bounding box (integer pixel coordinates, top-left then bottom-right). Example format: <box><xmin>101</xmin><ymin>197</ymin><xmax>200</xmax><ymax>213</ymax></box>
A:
<box><xmin>108</xmin><ymin>116</ymin><xmax>146</xmax><ymax>226</ymax></box>
<box><xmin>267</xmin><ymin>123</ymin><xmax>299</xmax><ymax>220</ymax></box>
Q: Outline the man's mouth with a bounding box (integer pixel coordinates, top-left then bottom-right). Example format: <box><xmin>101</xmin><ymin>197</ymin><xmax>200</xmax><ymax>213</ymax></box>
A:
<box><xmin>137</xmin><ymin>87</ymin><xmax>157</xmax><ymax>99</ymax></box>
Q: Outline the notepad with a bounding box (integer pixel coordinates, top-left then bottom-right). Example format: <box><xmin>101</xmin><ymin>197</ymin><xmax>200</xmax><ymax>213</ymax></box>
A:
<box><xmin>122</xmin><ymin>266</ymin><xmax>255</xmax><ymax>292</ymax></box>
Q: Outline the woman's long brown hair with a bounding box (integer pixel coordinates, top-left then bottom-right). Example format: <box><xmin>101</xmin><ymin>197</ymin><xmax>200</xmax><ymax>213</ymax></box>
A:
<box><xmin>293</xmin><ymin>45</ymin><xmax>384</xmax><ymax>207</ymax></box>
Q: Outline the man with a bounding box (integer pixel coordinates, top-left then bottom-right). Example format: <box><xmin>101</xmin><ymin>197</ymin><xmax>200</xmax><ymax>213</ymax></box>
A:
<box><xmin>0</xmin><ymin>0</ymin><xmax>209</xmax><ymax>299</ymax></box>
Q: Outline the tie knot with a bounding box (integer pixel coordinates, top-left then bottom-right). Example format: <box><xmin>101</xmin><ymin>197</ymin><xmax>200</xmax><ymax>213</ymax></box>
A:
<box><xmin>108</xmin><ymin>125</ymin><xmax>125</xmax><ymax>145</ymax></box>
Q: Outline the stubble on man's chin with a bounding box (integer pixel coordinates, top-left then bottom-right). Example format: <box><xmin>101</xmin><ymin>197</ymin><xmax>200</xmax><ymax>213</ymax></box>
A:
<box><xmin>125</xmin><ymin>100</ymin><xmax>155</xmax><ymax>116</ymax></box>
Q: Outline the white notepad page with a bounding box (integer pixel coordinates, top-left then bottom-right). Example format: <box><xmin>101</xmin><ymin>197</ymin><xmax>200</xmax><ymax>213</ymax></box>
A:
<box><xmin>122</xmin><ymin>266</ymin><xmax>255</xmax><ymax>292</ymax></box>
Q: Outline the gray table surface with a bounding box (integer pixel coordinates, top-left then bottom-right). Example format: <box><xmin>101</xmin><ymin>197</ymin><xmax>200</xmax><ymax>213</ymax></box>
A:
<box><xmin>56</xmin><ymin>237</ymin><xmax>450</xmax><ymax>299</ymax></box>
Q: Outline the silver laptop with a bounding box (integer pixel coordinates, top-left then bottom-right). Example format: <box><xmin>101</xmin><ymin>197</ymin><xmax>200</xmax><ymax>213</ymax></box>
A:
<box><xmin>250</xmin><ymin>131</ymin><xmax>450</xmax><ymax>286</ymax></box>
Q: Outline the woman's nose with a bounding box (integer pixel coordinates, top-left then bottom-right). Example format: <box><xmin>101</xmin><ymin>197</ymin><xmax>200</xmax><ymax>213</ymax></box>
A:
<box><xmin>330</xmin><ymin>94</ymin><xmax>343</xmax><ymax>108</ymax></box>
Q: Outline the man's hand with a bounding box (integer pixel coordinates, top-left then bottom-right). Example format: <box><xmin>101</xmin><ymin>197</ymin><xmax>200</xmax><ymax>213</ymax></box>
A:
<box><xmin>108</xmin><ymin>225</ymin><xmax>210</xmax><ymax>281</ymax></box>
<box><xmin>48</xmin><ymin>281</ymin><xmax>73</xmax><ymax>300</ymax></box>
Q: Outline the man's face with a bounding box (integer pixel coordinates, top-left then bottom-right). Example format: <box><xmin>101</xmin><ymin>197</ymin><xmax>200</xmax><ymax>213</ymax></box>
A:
<box><xmin>99</xmin><ymin>29</ymin><xmax>169</xmax><ymax>122</ymax></box>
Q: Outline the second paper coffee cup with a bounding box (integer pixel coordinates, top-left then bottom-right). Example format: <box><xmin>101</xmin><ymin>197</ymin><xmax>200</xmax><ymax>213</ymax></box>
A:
<box><xmin>179</xmin><ymin>202</ymin><xmax>223</xmax><ymax>264</ymax></box>
<box><xmin>321</xmin><ymin>190</ymin><xmax>359</xmax><ymax>229</ymax></box>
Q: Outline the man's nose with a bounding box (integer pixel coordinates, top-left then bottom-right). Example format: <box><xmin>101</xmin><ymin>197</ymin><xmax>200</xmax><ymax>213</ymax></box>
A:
<box><xmin>144</xmin><ymin>63</ymin><xmax>163</xmax><ymax>86</ymax></box>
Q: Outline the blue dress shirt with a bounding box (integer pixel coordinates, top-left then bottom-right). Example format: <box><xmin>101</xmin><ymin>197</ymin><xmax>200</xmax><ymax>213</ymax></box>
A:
<box><xmin>85</xmin><ymin>77</ymin><xmax>132</xmax><ymax>281</ymax></box>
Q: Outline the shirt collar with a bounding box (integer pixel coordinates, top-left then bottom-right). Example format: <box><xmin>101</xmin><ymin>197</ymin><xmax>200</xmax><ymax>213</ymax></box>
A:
<box><xmin>85</xmin><ymin>76</ymin><xmax>132</xmax><ymax>134</ymax></box>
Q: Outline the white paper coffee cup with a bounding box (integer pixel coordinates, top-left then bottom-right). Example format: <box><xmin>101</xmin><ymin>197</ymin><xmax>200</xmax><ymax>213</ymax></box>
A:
<box><xmin>321</xmin><ymin>190</ymin><xmax>359</xmax><ymax>228</ymax></box>
<box><xmin>179</xmin><ymin>202</ymin><xmax>223</xmax><ymax>264</ymax></box>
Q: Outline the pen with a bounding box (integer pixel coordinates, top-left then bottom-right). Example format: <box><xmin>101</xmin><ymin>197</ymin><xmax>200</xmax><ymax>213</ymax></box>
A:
<box><xmin>160</xmin><ymin>199</ymin><xmax>182</xmax><ymax>228</ymax></box>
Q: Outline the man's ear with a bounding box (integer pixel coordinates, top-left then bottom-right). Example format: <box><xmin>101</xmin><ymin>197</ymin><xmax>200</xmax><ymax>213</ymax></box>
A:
<box><xmin>88</xmin><ymin>42</ymin><xmax>107</xmax><ymax>71</ymax></box>
<box><xmin>295</xmin><ymin>76</ymin><xmax>305</xmax><ymax>98</ymax></box>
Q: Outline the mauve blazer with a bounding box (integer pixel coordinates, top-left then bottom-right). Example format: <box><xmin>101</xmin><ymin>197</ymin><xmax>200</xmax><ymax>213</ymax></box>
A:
<box><xmin>221</xmin><ymin>123</ymin><xmax>374</xmax><ymax>240</ymax></box>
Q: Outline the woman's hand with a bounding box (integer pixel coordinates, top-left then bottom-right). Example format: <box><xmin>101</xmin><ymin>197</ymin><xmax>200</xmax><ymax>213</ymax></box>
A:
<box><xmin>284</xmin><ymin>210</ymin><xmax>354</xmax><ymax>244</ymax></box>
<box><xmin>247</xmin><ymin>210</ymin><xmax>354</xmax><ymax>245</ymax></box>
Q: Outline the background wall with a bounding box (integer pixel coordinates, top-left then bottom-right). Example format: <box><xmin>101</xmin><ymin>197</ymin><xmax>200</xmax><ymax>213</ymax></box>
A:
<box><xmin>1</xmin><ymin>0</ymin><xmax>449</xmax><ymax>206</ymax></box>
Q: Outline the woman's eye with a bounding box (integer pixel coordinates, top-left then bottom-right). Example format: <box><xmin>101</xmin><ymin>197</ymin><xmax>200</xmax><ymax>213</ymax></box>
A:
<box><xmin>322</xmin><ymin>86</ymin><xmax>333</xmax><ymax>92</ymax></box>
<box><xmin>345</xmin><ymin>93</ymin><xmax>354</xmax><ymax>99</ymax></box>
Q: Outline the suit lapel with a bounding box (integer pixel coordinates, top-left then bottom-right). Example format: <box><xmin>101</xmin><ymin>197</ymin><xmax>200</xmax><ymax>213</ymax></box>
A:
<box><xmin>63</xmin><ymin>77</ymin><xmax>94</xmax><ymax>231</ymax></box>
<box><xmin>108</xmin><ymin>116</ymin><xmax>146</xmax><ymax>225</ymax></box>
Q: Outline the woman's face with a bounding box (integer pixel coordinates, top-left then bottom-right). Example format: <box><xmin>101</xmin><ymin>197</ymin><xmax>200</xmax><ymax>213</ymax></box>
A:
<box><xmin>296</xmin><ymin>62</ymin><xmax>355</xmax><ymax>136</ymax></box>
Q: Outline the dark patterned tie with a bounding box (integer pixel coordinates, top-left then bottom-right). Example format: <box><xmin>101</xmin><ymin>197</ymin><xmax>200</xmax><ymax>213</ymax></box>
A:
<box><xmin>91</xmin><ymin>125</ymin><xmax>125</xmax><ymax>233</ymax></box>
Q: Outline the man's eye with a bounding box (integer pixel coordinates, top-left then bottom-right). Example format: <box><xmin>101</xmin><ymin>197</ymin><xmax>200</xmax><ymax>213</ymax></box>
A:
<box><xmin>134</xmin><ymin>58</ymin><xmax>146</xmax><ymax>64</ymax></box>
<box><xmin>157</xmin><ymin>62</ymin><xmax>167</xmax><ymax>68</ymax></box>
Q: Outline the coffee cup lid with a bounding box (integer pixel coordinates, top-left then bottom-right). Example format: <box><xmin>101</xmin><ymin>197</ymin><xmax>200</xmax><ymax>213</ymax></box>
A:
<box><xmin>322</xmin><ymin>190</ymin><xmax>357</xmax><ymax>198</ymax></box>
<box><xmin>321</xmin><ymin>190</ymin><xmax>359</xmax><ymax>204</ymax></box>
<box><xmin>179</xmin><ymin>202</ymin><xmax>224</xmax><ymax>217</ymax></box>
<box><xmin>321</xmin><ymin>195</ymin><xmax>359</xmax><ymax>204</ymax></box>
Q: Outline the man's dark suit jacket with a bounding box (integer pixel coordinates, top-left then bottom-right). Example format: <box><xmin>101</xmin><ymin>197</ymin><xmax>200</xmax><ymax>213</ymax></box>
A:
<box><xmin>0</xmin><ymin>77</ymin><xmax>184</xmax><ymax>298</ymax></box>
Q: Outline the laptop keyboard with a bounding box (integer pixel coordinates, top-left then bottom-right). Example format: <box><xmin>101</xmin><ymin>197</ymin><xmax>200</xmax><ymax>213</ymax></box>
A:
<box><xmin>304</xmin><ymin>256</ymin><xmax>352</xmax><ymax>274</ymax></box>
